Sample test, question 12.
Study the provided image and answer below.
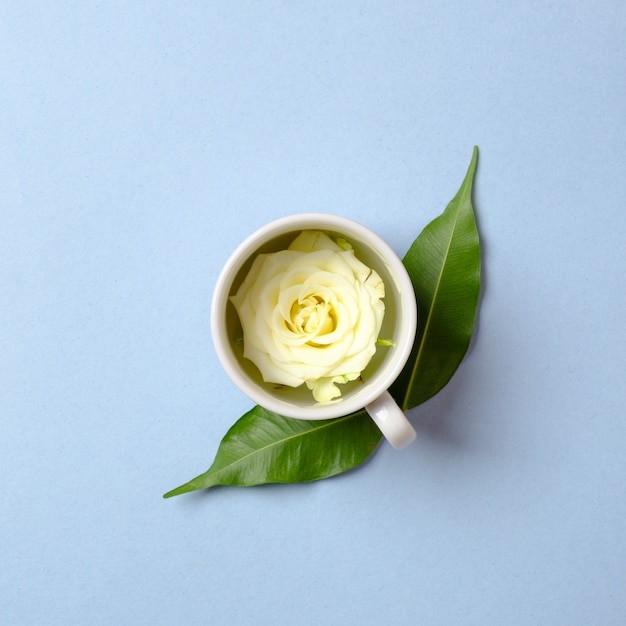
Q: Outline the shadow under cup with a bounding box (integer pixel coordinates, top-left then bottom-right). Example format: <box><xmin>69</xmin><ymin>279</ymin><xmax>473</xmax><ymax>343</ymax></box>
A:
<box><xmin>211</xmin><ymin>214</ymin><xmax>417</xmax><ymax>422</ymax></box>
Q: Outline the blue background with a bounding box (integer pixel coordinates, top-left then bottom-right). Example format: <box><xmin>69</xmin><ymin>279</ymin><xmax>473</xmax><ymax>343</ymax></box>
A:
<box><xmin>2</xmin><ymin>2</ymin><xmax>625</xmax><ymax>624</ymax></box>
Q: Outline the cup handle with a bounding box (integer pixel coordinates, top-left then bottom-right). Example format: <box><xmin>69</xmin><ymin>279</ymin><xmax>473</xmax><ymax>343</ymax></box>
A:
<box><xmin>365</xmin><ymin>391</ymin><xmax>416</xmax><ymax>449</ymax></box>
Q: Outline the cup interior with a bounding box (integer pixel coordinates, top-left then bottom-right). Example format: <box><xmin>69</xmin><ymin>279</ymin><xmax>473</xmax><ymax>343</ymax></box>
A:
<box><xmin>211</xmin><ymin>214</ymin><xmax>417</xmax><ymax>419</ymax></box>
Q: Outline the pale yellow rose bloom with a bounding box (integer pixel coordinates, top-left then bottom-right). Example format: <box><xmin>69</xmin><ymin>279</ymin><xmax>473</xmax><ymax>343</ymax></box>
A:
<box><xmin>230</xmin><ymin>231</ymin><xmax>386</xmax><ymax>403</ymax></box>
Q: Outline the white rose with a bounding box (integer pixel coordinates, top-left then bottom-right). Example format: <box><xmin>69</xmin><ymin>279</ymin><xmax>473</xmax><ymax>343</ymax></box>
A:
<box><xmin>230</xmin><ymin>230</ymin><xmax>386</xmax><ymax>403</ymax></box>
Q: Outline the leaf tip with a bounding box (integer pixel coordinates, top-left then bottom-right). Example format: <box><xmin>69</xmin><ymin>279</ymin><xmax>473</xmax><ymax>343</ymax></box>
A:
<box><xmin>470</xmin><ymin>145</ymin><xmax>479</xmax><ymax>172</ymax></box>
<box><xmin>162</xmin><ymin>482</ymin><xmax>196</xmax><ymax>499</ymax></box>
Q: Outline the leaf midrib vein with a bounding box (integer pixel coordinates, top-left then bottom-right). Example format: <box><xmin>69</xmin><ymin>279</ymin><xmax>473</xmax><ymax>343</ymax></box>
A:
<box><xmin>206</xmin><ymin>411</ymin><xmax>366</xmax><ymax>481</ymax></box>
<box><xmin>402</xmin><ymin>206</ymin><xmax>462</xmax><ymax>410</ymax></box>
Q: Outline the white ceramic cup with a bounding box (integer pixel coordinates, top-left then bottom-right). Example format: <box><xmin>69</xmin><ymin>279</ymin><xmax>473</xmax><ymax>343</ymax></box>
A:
<box><xmin>211</xmin><ymin>213</ymin><xmax>417</xmax><ymax>449</ymax></box>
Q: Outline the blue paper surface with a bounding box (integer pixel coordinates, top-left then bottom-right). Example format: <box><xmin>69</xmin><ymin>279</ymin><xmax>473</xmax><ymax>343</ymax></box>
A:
<box><xmin>2</xmin><ymin>2</ymin><xmax>625</xmax><ymax>624</ymax></box>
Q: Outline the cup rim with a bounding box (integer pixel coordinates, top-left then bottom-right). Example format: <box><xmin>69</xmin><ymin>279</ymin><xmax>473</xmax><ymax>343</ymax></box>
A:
<box><xmin>210</xmin><ymin>213</ymin><xmax>417</xmax><ymax>419</ymax></box>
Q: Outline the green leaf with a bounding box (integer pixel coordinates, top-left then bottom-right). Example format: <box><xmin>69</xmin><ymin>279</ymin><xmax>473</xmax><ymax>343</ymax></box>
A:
<box><xmin>163</xmin><ymin>405</ymin><xmax>382</xmax><ymax>497</ymax></box>
<box><xmin>391</xmin><ymin>146</ymin><xmax>481</xmax><ymax>410</ymax></box>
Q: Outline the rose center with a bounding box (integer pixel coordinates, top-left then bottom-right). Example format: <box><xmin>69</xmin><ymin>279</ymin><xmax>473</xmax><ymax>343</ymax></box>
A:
<box><xmin>289</xmin><ymin>294</ymin><xmax>336</xmax><ymax>338</ymax></box>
